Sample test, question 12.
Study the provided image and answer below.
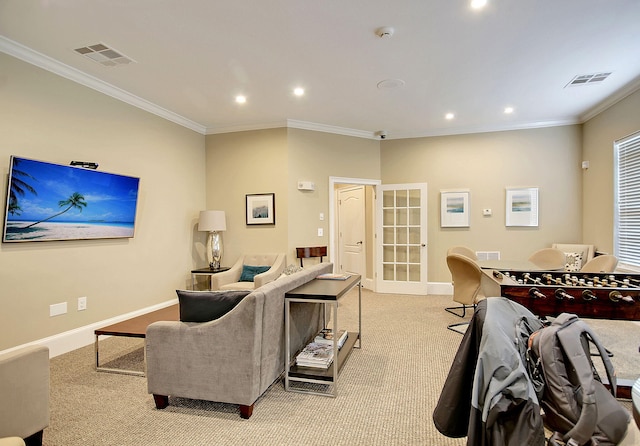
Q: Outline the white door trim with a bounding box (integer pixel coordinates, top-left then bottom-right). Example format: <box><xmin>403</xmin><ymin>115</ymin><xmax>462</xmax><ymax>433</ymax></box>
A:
<box><xmin>329</xmin><ymin>176</ymin><xmax>381</xmax><ymax>290</ymax></box>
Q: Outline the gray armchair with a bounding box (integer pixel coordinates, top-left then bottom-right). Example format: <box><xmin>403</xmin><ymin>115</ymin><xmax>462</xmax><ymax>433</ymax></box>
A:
<box><xmin>0</xmin><ymin>346</ymin><xmax>49</xmax><ymax>446</ymax></box>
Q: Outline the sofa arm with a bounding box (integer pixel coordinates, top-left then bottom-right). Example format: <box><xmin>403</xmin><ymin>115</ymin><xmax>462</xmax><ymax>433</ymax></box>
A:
<box><xmin>254</xmin><ymin>254</ymin><xmax>286</xmax><ymax>288</ymax></box>
<box><xmin>0</xmin><ymin>346</ymin><xmax>49</xmax><ymax>441</ymax></box>
<box><xmin>145</xmin><ymin>293</ymin><xmax>264</xmax><ymax>406</ymax></box>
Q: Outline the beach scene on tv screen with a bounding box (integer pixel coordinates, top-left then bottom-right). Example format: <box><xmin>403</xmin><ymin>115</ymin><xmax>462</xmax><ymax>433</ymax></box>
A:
<box><xmin>4</xmin><ymin>157</ymin><xmax>139</xmax><ymax>242</ymax></box>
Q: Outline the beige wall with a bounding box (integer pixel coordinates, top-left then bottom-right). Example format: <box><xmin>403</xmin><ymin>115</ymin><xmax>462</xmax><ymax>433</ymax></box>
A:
<box><xmin>287</xmin><ymin>129</ymin><xmax>380</xmax><ymax>265</ymax></box>
<box><xmin>205</xmin><ymin>128</ymin><xmax>380</xmax><ymax>267</ymax></box>
<box><xmin>204</xmin><ymin>129</ymin><xmax>289</xmax><ymax>265</ymax></box>
<box><xmin>582</xmin><ymin>89</ymin><xmax>640</xmax><ymax>254</ymax></box>
<box><xmin>381</xmin><ymin>126</ymin><xmax>583</xmax><ymax>282</ymax></box>
<box><xmin>0</xmin><ymin>54</ymin><xmax>206</xmax><ymax>350</ymax></box>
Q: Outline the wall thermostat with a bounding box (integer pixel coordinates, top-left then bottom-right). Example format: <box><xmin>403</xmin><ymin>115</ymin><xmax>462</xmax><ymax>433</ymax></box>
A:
<box><xmin>297</xmin><ymin>181</ymin><xmax>315</xmax><ymax>191</ymax></box>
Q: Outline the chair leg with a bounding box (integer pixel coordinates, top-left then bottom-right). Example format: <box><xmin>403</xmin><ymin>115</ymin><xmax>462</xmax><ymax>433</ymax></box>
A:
<box><xmin>153</xmin><ymin>394</ymin><xmax>169</xmax><ymax>409</ymax></box>
<box><xmin>24</xmin><ymin>430</ymin><xmax>43</xmax><ymax>446</ymax></box>
<box><xmin>445</xmin><ymin>304</ymin><xmax>473</xmax><ymax>318</ymax></box>
<box><xmin>239</xmin><ymin>403</ymin><xmax>254</xmax><ymax>419</ymax></box>
<box><xmin>447</xmin><ymin>321</ymin><xmax>470</xmax><ymax>334</ymax></box>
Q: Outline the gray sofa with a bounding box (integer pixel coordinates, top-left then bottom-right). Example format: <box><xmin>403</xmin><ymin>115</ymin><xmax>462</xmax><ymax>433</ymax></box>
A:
<box><xmin>0</xmin><ymin>345</ymin><xmax>49</xmax><ymax>446</ymax></box>
<box><xmin>146</xmin><ymin>262</ymin><xmax>333</xmax><ymax>418</ymax></box>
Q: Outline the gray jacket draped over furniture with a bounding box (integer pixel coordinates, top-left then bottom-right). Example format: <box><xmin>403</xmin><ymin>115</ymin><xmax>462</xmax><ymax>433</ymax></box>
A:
<box><xmin>433</xmin><ymin>297</ymin><xmax>546</xmax><ymax>445</ymax></box>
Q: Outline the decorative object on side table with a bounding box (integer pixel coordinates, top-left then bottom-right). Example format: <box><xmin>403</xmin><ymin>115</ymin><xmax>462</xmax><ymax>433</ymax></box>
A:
<box><xmin>198</xmin><ymin>210</ymin><xmax>226</xmax><ymax>269</ymax></box>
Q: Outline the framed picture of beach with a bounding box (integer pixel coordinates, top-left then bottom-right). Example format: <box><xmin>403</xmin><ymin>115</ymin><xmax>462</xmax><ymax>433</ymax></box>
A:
<box><xmin>246</xmin><ymin>193</ymin><xmax>275</xmax><ymax>225</ymax></box>
<box><xmin>440</xmin><ymin>190</ymin><xmax>470</xmax><ymax>227</ymax></box>
<box><xmin>2</xmin><ymin>156</ymin><xmax>140</xmax><ymax>242</ymax></box>
<box><xmin>506</xmin><ymin>187</ymin><xmax>538</xmax><ymax>227</ymax></box>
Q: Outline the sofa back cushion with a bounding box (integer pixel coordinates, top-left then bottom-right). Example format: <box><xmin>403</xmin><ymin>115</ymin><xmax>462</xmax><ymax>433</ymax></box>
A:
<box><xmin>177</xmin><ymin>290</ymin><xmax>250</xmax><ymax>322</ymax></box>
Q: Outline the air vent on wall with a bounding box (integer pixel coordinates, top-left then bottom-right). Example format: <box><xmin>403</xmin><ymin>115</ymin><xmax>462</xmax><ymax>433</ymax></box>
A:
<box><xmin>565</xmin><ymin>72</ymin><xmax>611</xmax><ymax>87</ymax></box>
<box><xmin>74</xmin><ymin>43</ymin><xmax>135</xmax><ymax>67</ymax></box>
<box><xmin>476</xmin><ymin>251</ymin><xmax>500</xmax><ymax>261</ymax></box>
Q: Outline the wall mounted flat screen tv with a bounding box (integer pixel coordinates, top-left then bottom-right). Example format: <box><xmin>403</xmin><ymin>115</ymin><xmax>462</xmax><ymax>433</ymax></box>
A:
<box><xmin>3</xmin><ymin>156</ymin><xmax>140</xmax><ymax>242</ymax></box>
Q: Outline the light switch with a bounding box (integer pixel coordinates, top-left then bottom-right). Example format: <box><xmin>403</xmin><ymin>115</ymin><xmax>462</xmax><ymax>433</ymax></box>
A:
<box><xmin>319</xmin><ymin>212</ymin><xmax>324</xmax><ymax>221</ymax></box>
<box><xmin>317</xmin><ymin>228</ymin><xmax>323</xmax><ymax>237</ymax></box>
<box><xmin>483</xmin><ymin>209</ymin><xmax>492</xmax><ymax>216</ymax></box>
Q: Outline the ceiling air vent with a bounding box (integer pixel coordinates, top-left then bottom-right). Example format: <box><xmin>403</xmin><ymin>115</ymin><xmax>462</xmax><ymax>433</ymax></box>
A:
<box><xmin>74</xmin><ymin>43</ymin><xmax>135</xmax><ymax>67</ymax></box>
<box><xmin>565</xmin><ymin>72</ymin><xmax>611</xmax><ymax>87</ymax></box>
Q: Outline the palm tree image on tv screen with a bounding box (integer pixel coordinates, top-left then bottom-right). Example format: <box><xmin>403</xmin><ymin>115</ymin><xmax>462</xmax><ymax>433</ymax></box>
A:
<box><xmin>3</xmin><ymin>157</ymin><xmax>140</xmax><ymax>242</ymax></box>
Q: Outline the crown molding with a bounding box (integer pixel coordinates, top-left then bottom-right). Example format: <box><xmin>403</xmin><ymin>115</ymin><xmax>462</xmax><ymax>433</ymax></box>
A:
<box><xmin>205</xmin><ymin>121</ymin><xmax>288</xmax><ymax>135</ymax></box>
<box><xmin>206</xmin><ymin>119</ymin><xmax>376</xmax><ymax>139</ymax></box>
<box><xmin>286</xmin><ymin>120</ymin><xmax>376</xmax><ymax>139</ymax></box>
<box><xmin>579</xmin><ymin>76</ymin><xmax>640</xmax><ymax>123</ymax></box>
<box><xmin>389</xmin><ymin>118</ymin><xmax>580</xmax><ymax>140</ymax></box>
<box><xmin>0</xmin><ymin>36</ymin><xmax>207</xmax><ymax>135</ymax></box>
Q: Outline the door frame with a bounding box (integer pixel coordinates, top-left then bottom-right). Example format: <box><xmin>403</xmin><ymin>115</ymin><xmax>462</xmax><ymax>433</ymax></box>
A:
<box><xmin>329</xmin><ymin>176</ymin><xmax>381</xmax><ymax>291</ymax></box>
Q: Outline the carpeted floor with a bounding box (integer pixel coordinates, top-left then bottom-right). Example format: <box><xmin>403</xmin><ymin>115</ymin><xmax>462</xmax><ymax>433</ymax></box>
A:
<box><xmin>44</xmin><ymin>290</ymin><xmax>638</xmax><ymax>446</ymax></box>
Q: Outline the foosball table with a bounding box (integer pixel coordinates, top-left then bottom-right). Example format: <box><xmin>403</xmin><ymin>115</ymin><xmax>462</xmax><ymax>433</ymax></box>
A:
<box><xmin>482</xmin><ymin>268</ymin><xmax>640</xmax><ymax>398</ymax></box>
<box><xmin>483</xmin><ymin>269</ymin><xmax>640</xmax><ymax>321</ymax></box>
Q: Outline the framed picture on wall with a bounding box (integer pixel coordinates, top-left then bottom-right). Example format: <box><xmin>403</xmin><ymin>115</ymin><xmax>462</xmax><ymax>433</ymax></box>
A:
<box><xmin>246</xmin><ymin>193</ymin><xmax>275</xmax><ymax>225</ymax></box>
<box><xmin>440</xmin><ymin>190</ymin><xmax>470</xmax><ymax>227</ymax></box>
<box><xmin>505</xmin><ymin>187</ymin><xmax>538</xmax><ymax>227</ymax></box>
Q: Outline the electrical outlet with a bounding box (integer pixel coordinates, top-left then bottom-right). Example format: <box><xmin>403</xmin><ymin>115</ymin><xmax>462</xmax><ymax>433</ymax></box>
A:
<box><xmin>78</xmin><ymin>296</ymin><xmax>87</xmax><ymax>311</ymax></box>
<box><xmin>317</xmin><ymin>228</ymin><xmax>323</xmax><ymax>237</ymax></box>
<box><xmin>50</xmin><ymin>302</ymin><xmax>67</xmax><ymax>317</ymax></box>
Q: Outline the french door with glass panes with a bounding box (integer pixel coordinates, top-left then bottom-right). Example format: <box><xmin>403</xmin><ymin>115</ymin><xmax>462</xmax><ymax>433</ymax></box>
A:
<box><xmin>376</xmin><ymin>183</ymin><xmax>428</xmax><ymax>294</ymax></box>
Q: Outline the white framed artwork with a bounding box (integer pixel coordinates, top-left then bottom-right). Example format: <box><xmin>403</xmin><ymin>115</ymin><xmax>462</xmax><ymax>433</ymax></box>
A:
<box><xmin>440</xmin><ymin>190</ymin><xmax>470</xmax><ymax>228</ymax></box>
<box><xmin>505</xmin><ymin>187</ymin><xmax>538</xmax><ymax>227</ymax></box>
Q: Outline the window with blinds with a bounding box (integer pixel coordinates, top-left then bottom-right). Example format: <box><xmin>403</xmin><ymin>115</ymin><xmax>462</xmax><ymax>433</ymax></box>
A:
<box><xmin>614</xmin><ymin>130</ymin><xmax>640</xmax><ymax>268</ymax></box>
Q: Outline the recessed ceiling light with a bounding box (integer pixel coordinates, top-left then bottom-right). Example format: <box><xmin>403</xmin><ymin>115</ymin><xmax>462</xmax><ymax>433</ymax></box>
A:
<box><xmin>293</xmin><ymin>87</ymin><xmax>305</xmax><ymax>97</ymax></box>
<box><xmin>445</xmin><ymin>113</ymin><xmax>455</xmax><ymax>120</ymax></box>
<box><xmin>470</xmin><ymin>0</ymin><xmax>487</xmax><ymax>9</ymax></box>
<box><xmin>235</xmin><ymin>95</ymin><xmax>247</xmax><ymax>104</ymax></box>
<box><xmin>504</xmin><ymin>106</ymin><xmax>514</xmax><ymax>114</ymax></box>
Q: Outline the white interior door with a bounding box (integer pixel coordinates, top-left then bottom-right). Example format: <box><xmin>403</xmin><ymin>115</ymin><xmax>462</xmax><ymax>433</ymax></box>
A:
<box><xmin>376</xmin><ymin>183</ymin><xmax>428</xmax><ymax>295</ymax></box>
<box><xmin>338</xmin><ymin>186</ymin><xmax>365</xmax><ymax>277</ymax></box>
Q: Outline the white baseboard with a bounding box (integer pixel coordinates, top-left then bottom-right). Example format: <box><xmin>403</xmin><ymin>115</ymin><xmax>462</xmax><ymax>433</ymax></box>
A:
<box><xmin>1</xmin><ymin>299</ymin><xmax>177</xmax><ymax>358</ymax></box>
<box><xmin>428</xmin><ymin>282</ymin><xmax>453</xmax><ymax>295</ymax></box>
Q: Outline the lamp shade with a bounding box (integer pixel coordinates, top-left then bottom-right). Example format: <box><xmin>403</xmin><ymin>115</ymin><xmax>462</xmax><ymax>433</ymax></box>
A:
<box><xmin>198</xmin><ymin>210</ymin><xmax>226</xmax><ymax>232</ymax></box>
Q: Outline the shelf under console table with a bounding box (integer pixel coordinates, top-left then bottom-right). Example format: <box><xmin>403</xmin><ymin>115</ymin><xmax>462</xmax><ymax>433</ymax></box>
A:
<box><xmin>284</xmin><ymin>274</ymin><xmax>361</xmax><ymax>397</ymax></box>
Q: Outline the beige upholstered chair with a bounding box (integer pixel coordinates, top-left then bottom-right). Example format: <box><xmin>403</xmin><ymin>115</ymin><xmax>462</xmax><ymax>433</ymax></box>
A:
<box><xmin>552</xmin><ymin>243</ymin><xmax>595</xmax><ymax>271</ymax></box>
<box><xmin>446</xmin><ymin>246</ymin><xmax>477</xmax><ymax>261</ymax></box>
<box><xmin>528</xmin><ymin>248</ymin><xmax>566</xmax><ymax>270</ymax></box>
<box><xmin>580</xmin><ymin>254</ymin><xmax>618</xmax><ymax>273</ymax></box>
<box><xmin>0</xmin><ymin>346</ymin><xmax>49</xmax><ymax>446</ymax></box>
<box><xmin>445</xmin><ymin>253</ymin><xmax>487</xmax><ymax>332</ymax></box>
<box><xmin>209</xmin><ymin>253</ymin><xmax>286</xmax><ymax>290</ymax></box>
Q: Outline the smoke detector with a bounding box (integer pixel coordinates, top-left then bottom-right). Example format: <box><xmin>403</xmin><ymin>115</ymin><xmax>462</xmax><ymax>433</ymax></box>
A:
<box><xmin>375</xmin><ymin>27</ymin><xmax>395</xmax><ymax>38</ymax></box>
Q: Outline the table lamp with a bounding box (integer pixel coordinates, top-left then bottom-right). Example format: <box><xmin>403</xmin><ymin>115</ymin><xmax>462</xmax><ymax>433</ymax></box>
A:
<box><xmin>198</xmin><ymin>210</ymin><xmax>226</xmax><ymax>270</ymax></box>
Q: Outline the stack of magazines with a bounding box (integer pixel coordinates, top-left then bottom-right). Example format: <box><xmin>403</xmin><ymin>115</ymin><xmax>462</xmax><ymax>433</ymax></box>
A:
<box><xmin>314</xmin><ymin>328</ymin><xmax>348</xmax><ymax>349</ymax></box>
<box><xmin>296</xmin><ymin>342</ymin><xmax>334</xmax><ymax>369</ymax></box>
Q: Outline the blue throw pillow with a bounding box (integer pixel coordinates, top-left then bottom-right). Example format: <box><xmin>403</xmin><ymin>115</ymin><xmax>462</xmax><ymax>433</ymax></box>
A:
<box><xmin>177</xmin><ymin>290</ymin><xmax>250</xmax><ymax>322</ymax></box>
<box><xmin>239</xmin><ymin>265</ymin><xmax>271</xmax><ymax>282</ymax></box>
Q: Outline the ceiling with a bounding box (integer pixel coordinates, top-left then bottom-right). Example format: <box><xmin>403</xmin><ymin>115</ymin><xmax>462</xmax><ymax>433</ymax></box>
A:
<box><xmin>1</xmin><ymin>0</ymin><xmax>640</xmax><ymax>140</ymax></box>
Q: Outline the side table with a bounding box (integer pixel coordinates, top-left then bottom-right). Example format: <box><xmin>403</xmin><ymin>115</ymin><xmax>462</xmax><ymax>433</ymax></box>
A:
<box><xmin>284</xmin><ymin>274</ymin><xmax>361</xmax><ymax>397</ymax></box>
<box><xmin>191</xmin><ymin>266</ymin><xmax>230</xmax><ymax>290</ymax></box>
